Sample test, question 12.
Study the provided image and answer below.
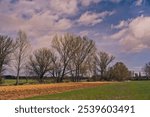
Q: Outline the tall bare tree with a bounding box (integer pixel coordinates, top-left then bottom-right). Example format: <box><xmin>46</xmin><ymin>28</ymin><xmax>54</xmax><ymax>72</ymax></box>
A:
<box><xmin>13</xmin><ymin>31</ymin><xmax>30</xmax><ymax>85</ymax></box>
<box><xmin>70</xmin><ymin>36</ymin><xmax>95</xmax><ymax>82</ymax></box>
<box><xmin>95</xmin><ymin>51</ymin><xmax>115</xmax><ymax>80</ymax></box>
<box><xmin>0</xmin><ymin>35</ymin><xmax>15</xmax><ymax>83</ymax></box>
<box><xmin>52</xmin><ymin>34</ymin><xmax>80</xmax><ymax>82</ymax></box>
<box><xmin>26</xmin><ymin>48</ymin><xmax>52</xmax><ymax>83</ymax></box>
<box><xmin>143</xmin><ymin>62</ymin><xmax>150</xmax><ymax>79</ymax></box>
<box><xmin>48</xmin><ymin>49</ymin><xmax>62</xmax><ymax>82</ymax></box>
<box><xmin>84</xmin><ymin>55</ymin><xmax>97</xmax><ymax>80</ymax></box>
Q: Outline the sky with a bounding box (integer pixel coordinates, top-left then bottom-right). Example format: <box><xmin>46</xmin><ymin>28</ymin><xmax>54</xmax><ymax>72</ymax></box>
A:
<box><xmin>0</xmin><ymin>0</ymin><xmax>150</xmax><ymax>73</ymax></box>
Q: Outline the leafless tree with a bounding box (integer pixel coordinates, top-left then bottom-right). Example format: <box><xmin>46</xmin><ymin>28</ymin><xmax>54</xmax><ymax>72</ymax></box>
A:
<box><xmin>26</xmin><ymin>48</ymin><xmax>52</xmax><ymax>83</ymax></box>
<box><xmin>52</xmin><ymin>34</ymin><xmax>80</xmax><ymax>82</ymax></box>
<box><xmin>47</xmin><ymin>49</ymin><xmax>62</xmax><ymax>82</ymax></box>
<box><xmin>70</xmin><ymin>36</ymin><xmax>96</xmax><ymax>82</ymax></box>
<box><xmin>143</xmin><ymin>62</ymin><xmax>150</xmax><ymax>79</ymax></box>
<box><xmin>13</xmin><ymin>31</ymin><xmax>30</xmax><ymax>85</ymax></box>
<box><xmin>95</xmin><ymin>51</ymin><xmax>115</xmax><ymax>80</ymax></box>
<box><xmin>0</xmin><ymin>35</ymin><xmax>15</xmax><ymax>83</ymax></box>
<box><xmin>84</xmin><ymin>55</ymin><xmax>97</xmax><ymax>81</ymax></box>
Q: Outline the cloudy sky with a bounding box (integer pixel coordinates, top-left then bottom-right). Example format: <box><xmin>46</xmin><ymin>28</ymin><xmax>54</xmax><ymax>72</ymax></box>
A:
<box><xmin>0</xmin><ymin>0</ymin><xmax>150</xmax><ymax>73</ymax></box>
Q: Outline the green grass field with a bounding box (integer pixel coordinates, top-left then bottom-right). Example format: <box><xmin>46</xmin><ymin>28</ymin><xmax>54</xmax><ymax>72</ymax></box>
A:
<box><xmin>25</xmin><ymin>81</ymin><xmax>150</xmax><ymax>100</ymax></box>
<box><xmin>2</xmin><ymin>79</ymin><xmax>55</xmax><ymax>86</ymax></box>
<box><xmin>2</xmin><ymin>79</ymin><xmax>37</xmax><ymax>85</ymax></box>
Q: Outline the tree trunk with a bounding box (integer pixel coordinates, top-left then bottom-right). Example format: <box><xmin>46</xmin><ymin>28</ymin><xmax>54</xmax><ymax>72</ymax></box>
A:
<box><xmin>16</xmin><ymin>69</ymin><xmax>20</xmax><ymax>85</ymax></box>
<box><xmin>16</xmin><ymin>55</ymin><xmax>21</xmax><ymax>85</ymax></box>
<box><xmin>0</xmin><ymin>63</ymin><xmax>4</xmax><ymax>84</ymax></box>
<box><xmin>59</xmin><ymin>65</ymin><xmax>67</xmax><ymax>83</ymax></box>
<box><xmin>100</xmin><ymin>69</ymin><xmax>104</xmax><ymax>81</ymax></box>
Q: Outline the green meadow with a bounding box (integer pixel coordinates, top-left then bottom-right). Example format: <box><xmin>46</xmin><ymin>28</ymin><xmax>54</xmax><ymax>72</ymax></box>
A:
<box><xmin>25</xmin><ymin>81</ymin><xmax>150</xmax><ymax>100</ymax></box>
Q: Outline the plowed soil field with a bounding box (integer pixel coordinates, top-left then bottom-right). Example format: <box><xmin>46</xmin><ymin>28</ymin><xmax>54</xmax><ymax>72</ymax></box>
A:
<box><xmin>0</xmin><ymin>82</ymin><xmax>111</xmax><ymax>100</ymax></box>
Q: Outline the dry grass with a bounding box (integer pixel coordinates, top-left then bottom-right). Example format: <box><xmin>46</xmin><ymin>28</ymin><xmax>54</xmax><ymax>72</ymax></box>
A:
<box><xmin>0</xmin><ymin>82</ymin><xmax>111</xmax><ymax>100</ymax></box>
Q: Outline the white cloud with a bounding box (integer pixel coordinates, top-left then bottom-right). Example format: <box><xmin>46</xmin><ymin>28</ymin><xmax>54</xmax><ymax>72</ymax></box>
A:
<box><xmin>0</xmin><ymin>11</ymin><xmax>73</xmax><ymax>33</ymax></box>
<box><xmin>0</xmin><ymin>0</ymin><xmax>106</xmax><ymax>34</ymax></box>
<box><xmin>79</xmin><ymin>31</ymin><xmax>89</xmax><ymax>36</ymax></box>
<box><xmin>0</xmin><ymin>0</ymin><xmax>85</xmax><ymax>51</ymax></box>
<box><xmin>111</xmin><ymin>20</ymin><xmax>129</xmax><ymax>29</ymax></box>
<box><xmin>0</xmin><ymin>0</ymin><xmax>115</xmax><ymax>50</ymax></box>
<box><xmin>80</xmin><ymin>0</ymin><xmax>101</xmax><ymax>6</ymax></box>
<box><xmin>111</xmin><ymin>28</ymin><xmax>127</xmax><ymax>39</ymax></box>
<box><xmin>136</xmin><ymin>0</ymin><xmax>143</xmax><ymax>6</ymax></box>
<box><xmin>55</xmin><ymin>18</ymin><xmax>73</xmax><ymax>30</ymax></box>
<box><xmin>78</xmin><ymin>11</ymin><xmax>115</xmax><ymax>26</ymax></box>
<box><xmin>0</xmin><ymin>13</ymin><xmax>25</xmax><ymax>32</ymax></box>
<box><xmin>49</xmin><ymin>0</ymin><xmax>78</xmax><ymax>15</ymax></box>
<box><xmin>27</xmin><ymin>11</ymin><xmax>59</xmax><ymax>29</ymax></box>
<box><xmin>33</xmin><ymin>34</ymin><xmax>54</xmax><ymax>50</ymax></box>
<box><xmin>111</xmin><ymin>16</ymin><xmax>150</xmax><ymax>52</ymax></box>
<box><xmin>80</xmin><ymin>0</ymin><xmax>121</xmax><ymax>5</ymax></box>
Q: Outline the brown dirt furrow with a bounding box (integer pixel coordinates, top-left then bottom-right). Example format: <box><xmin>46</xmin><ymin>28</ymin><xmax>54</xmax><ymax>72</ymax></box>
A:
<box><xmin>0</xmin><ymin>82</ymin><xmax>111</xmax><ymax>100</ymax></box>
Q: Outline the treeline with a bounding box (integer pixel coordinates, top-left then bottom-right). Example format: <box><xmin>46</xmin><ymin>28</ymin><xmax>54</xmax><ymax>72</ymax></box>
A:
<box><xmin>0</xmin><ymin>31</ymin><xmax>132</xmax><ymax>85</ymax></box>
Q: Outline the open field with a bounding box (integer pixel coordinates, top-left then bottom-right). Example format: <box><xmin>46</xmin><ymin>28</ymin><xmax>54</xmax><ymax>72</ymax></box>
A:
<box><xmin>0</xmin><ymin>82</ymin><xmax>111</xmax><ymax>100</ymax></box>
<box><xmin>2</xmin><ymin>79</ymin><xmax>37</xmax><ymax>85</ymax></box>
<box><xmin>25</xmin><ymin>81</ymin><xmax>150</xmax><ymax>100</ymax></box>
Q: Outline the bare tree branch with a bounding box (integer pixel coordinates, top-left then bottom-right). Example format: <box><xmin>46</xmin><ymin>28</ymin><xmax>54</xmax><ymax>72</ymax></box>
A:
<box><xmin>95</xmin><ymin>51</ymin><xmax>115</xmax><ymax>80</ymax></box>
<box><xmin>0</xmin><ymin>35</ymin><xmax>15</xmax><ymax>83</ymax></box>
<box><xmin>26</xmin><ymin>48</ymin><xmax>52</xmax><ymax>83</ymax></box>
<box><xmin>12</xmin><ymin>31</ymin><xmax>31</xmax><ymax>85</ymax></box>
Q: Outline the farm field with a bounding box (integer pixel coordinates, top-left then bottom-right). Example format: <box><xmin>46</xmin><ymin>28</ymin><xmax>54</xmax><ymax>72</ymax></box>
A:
<box><xmin>0</xmin><ymin>82</ymin><xmax>111</xmax><ymax>100</ymax></box>
<box><xmin>25</xmin><ymin>81</ymin><xmax>150</xmax><ymax>100</ymax></box>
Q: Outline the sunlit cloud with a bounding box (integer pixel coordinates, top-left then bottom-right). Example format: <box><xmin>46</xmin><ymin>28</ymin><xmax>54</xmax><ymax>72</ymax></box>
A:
<box><xmin>110</xmin><ymin>16</ymin><xmax>150</xmax><ymax>53</ymax></box>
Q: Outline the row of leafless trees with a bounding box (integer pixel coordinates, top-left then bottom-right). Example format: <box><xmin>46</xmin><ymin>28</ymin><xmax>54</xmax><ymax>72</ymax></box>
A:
<box><xmin>0</xmin><ymin>31</ymin><xmax>132</xmax><ymax>84</ymax></box>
